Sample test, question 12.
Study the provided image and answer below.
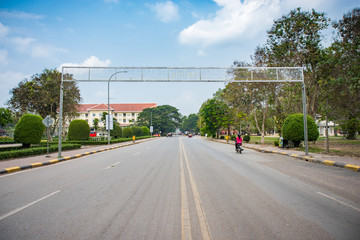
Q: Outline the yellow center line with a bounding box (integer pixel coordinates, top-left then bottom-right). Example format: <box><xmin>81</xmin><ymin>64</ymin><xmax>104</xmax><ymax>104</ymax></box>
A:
<box><xmin>180</xmin><ymin>141</ymin><xmax>192</xmax><ymax>240</ymax></box>
<box><xmin>180</xmin><ymin>140</ymin><xmax>212</xmax><ymax>240</ymax></box>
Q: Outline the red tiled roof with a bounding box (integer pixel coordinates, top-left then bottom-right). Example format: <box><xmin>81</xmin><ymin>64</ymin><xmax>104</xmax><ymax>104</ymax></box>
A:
<box><xmin>77</xmin><ymin>103</ymin><xmax>157</xmax><ymax>113</ymax></box>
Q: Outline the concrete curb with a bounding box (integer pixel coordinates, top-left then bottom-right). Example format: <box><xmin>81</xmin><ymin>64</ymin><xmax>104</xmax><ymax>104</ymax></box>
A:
<box><xmin>0</xmin><ymin>139</ymin><xmax>153</xmax><ymax>175</ymax></box>
<box><xmin>207</xmin><ymin>138</ymin><xmax>360</xmax><ymax>173</ymax></box>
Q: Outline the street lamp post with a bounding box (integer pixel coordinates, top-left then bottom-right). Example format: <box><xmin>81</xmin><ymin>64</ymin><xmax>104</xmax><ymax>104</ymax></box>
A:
<box><xmin>108</xmin><ymin>71</ymin><xmax>127</xmax><ymax>145</ymax></box>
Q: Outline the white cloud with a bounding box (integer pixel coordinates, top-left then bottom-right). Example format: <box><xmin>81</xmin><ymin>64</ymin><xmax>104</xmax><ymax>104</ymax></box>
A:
<box><xmin>0</xmin><ymin>22</ymin><xmax>9</xmax><ymax>39</ymax></box>
<box><xmin>0</xmin><ymin>49</ymin><xmax>8</xmax><ymax>65</ymax></box>
<box><xmin>58</xmin><ymin>56</ymin><xmax>112</xmax><ymax>70</ymax></box>
<box><xmin>11</xmin><ymin>37</ymin><xmax>67</xmax><ymax>59</ymax></box>
<box><xmin>148</xmin><ymin>1</ymin><xmax>180</xmax><ymax>23</ymax></box>
<box><xmin>197</xmin><ymin>49</ymin><xmax>207</xmax><ymax>56</ymax></box>
<box><xmin>12</xmin><ymin>37</ymin><xmax>37</xmax><ymax>53</ymax></box>
<box><xmin>0</xmin><ymin>71</ymin><xmax>27</xmax><ymax>106</ymax></box>
<box><xmin>0</xmin><ymin>10</ymin><xmax>44</xmax><ymax>20</ymax></box>
<box><xmin>179</xmin><ymin>0</ymin><xmax>280</xmax><ymax>47</ymax></box>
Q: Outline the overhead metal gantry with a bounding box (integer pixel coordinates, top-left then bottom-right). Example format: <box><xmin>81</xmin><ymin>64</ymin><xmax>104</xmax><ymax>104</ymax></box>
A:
<box><xmin>58</xmin><ymin>66</ymin><xmax>308</xmax><ymax>157</ymax></box>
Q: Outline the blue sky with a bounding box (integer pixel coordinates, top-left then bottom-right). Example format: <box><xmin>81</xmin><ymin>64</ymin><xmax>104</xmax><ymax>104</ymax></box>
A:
<box><xmin>0</xmin><ymin>0</ymin><xmax>358</xmax><ymax>116</ymax></box>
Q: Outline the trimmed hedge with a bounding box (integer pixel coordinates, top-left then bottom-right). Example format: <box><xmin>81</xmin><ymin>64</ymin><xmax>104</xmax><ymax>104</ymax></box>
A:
<box><xmin>0</xmin><ymin>144</ymin><xmax>81</xmax><ymax>160</ymax></box>
<box><xmin>63</xmin><ymin>136</ymin><xmax>151</xmax><ymax>145</ymax></box>
<box><xmin>282</xmin><ymin>113</ymin><xmax>319</xmax><ymax>147</ymax></box>
<box><xmin>141</xmin><ymin>126</ymin><xmax>151</xmax><ymax>136</ymax></box>
<box><xmin>68</xmin><ymin>119</ymin><xmax>90</xmax><ymax>141</ymax></box>
<box><xmin>243</xmin><ymin>135</ymin><xmax>250</xmax><ymax>143</ymax></box>
<box><xmin>110</xmin><ymin>123</ymin><xmax>122</xmax><ymax>138</ymax></box>
<box><xmin>123</xmin><ymin>127</ymin><xmax>133</xmax><ymax>138</ymax></box>
<box><xmin>131</xmin><ymin>126</ymin><xmax>143</xmax><ymax>137</ymax></box>
<box><xmin>14</xmin><ymin>114</ymin><xmax>45</xmax><ymax>148</ymax></box>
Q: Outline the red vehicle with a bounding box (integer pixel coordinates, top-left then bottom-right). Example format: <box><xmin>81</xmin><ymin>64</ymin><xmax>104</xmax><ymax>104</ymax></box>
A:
<box><xmin>90</xmin><ymin>131</ymin><xmax>97</xmax><ymax>137</ymax></box>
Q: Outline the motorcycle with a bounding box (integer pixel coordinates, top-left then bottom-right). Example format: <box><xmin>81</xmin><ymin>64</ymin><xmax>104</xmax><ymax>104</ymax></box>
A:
<box><xmin>236</xmin><ymin>143</ymin><xmax>244</xmax><ymax>154</ymax></box>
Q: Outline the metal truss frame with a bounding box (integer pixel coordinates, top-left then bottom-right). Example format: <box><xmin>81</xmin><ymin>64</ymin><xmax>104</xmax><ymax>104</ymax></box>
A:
<box><xmin>58</xmin><ymin>66</ymin><xmax>308</xmax><ymax>157</ymax></box>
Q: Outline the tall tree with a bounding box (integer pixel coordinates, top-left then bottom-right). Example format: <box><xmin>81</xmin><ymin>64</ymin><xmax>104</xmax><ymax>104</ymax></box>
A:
<box><xmin>180</xmin><ymin>113</ymin><xmax>199</xmax><ymax>133</ymax></box>
<box><xmin>137</xmin><ymin>105</ymin><xmax>181</xmax><ymax>135</ymax></box>
<box><xmin>7</xmin><ymin>69</ymin><xmax>81</xmax><ymax>136</ymax></box>
<box><xmin>328</xmin><ymin>8</ymin><xmax>360</xmax><ymax>119</ymax></box>
<box><xmin>0</xmin><ymin>107</ymin><xmax>13</xmax><ymax>128</ymax></box>
<box><xmin>262</xmin><ymin>8</ymin><xmax>330</xmax><ymax>117</ymax></box>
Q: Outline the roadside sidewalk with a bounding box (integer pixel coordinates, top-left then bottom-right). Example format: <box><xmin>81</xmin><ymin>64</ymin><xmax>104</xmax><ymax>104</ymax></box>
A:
<box><xmin>208</xmin><ymin>138</ymin><xmax>360</xmax><ymax>172</ymax></box>
<box><xmin>0</xmin><ymin>138</ymin><xmax>155</xmax><ymax>175</ymax></box>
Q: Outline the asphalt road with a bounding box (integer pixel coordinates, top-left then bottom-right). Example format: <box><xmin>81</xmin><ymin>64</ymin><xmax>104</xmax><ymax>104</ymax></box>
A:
<box><xmin>0</xmin><ymin>136</ymin><xmax>359</xmax><ymax>240</ymax></box>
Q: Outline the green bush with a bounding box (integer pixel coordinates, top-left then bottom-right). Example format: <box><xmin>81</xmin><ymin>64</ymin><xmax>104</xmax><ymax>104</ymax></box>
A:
<box><xmin>123</xmin><ymin>127</ymin><xmax>133</xmax><ymax>138</ymax></box>
<box><xmin>110</xmin><ymin>123</ymin><xmax>122</xmax><ymax>139</ymax></box>
<box><xmin>131</xmin><ymin>126</ymin><xmax>143</xmax><ymax>137</ymax></box>
<box><xmin>68</xmin><ymin>120</ymin><xmax>90</xmax><ymax>141</ymax></box>
<box><xmin>0</xmin><ymin>144</ymin><xmax>81</xmax><ymax>160</ymax></box>
<box><xmin>230</xmin><ymin>135</ymin><xmax>236</xmax><ymax>141</ymax></box>
<box><xmin>0</xmin><ymin>136</ymin><xmax>14</xmax><ymax>144</ymax></box>
<box><xmin>141</xmin><ymin>126</ymin><xmax>151</xmax><ymax>136</ymax></box>
<box><xmin>344</xmin><ymin>118</ymin><xmax>359</xmax><ymax>140</ymax></box>
<box><xmin>220</xmin><ymin>135</ymin><xmax>225</xmax><ymax>139</ymax></box>
<box><xmin>14</xmin><ymin>114</ymin><xmax>45</xmax><ymax>148</ymax></box>
<box><xmin>243</xmin><ymin>135</ymin><xmax>250</xmax><ymax>143</ymax></box>
<box><xmin>282</xmin><ymin>113</ymin><xmax>319</xmax><ymax>147</ymax></box>
<box><xmin>274</xmin><ymin>140</ymin><xmax>279</xmax><ymax>146</ymax></box>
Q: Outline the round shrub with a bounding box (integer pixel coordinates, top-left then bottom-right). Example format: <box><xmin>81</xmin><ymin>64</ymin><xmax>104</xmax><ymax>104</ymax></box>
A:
<box><xmin>123</xmin><ymin>127</ymin><xmax>133</xmax><ymax>138</ymax></box>
<box><xmin>230</xmin><ymin>135</ymin><xmax>236</xmax><ymax>141</ymax></box>
<box><xmin>68</xmin><ymin>119</ymin><xmax>90</xmax><ymax>141</ymax></box>
<box><xmin>14</xmin><ymin>114</ymin><xmax>45</xmax><ymax>148</ymax></box>
<box><xmin>141</xmin><ymin>126</ymin><xmax>150</xmax><ymax>136</ymax></box>
<box><xmin>243</xmin><ymin>135</ymin><xmax>250</xmax><ymax>143</ymax></box>
<box><xmin>274</xmin><ymin>140</ymin><xmax>279</xmax><ymax>146</ymax></box>
<box><xmin>131</xmin><ymin>126</ymin><xmax>143</xmax><ymax>137</ymax></box>
<box><xmin>220</xmin><ymin>135</ymin><xmax>225</xmax><ymax>139</ymax></box>
<box><xmin>110</xmin><ymin>123</ymin><xmax>122</xmax><ymax>139</ymax></box>
<box><xmin>282</xmin><ymin>113</ymin><xmax>319</xmax><ymax>147</ymax></box>
<box><xmin>345</xmin><ymin>118</ymin><xmax>359</xmax><ymax>140</ymax></box>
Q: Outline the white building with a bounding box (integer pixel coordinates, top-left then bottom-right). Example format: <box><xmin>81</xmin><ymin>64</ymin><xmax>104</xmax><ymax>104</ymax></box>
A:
<box><xmin>75</xmin><ymin>103</ymin><xmax>157</xmax><ymax>127</ymax></box>
<box><xmin>316</xmin><ymin>120</ymin><xmax>338</xmax><ymax>136</ymax></box>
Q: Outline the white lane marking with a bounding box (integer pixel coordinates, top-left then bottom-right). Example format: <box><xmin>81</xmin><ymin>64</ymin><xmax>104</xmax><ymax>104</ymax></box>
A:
<box><xmin>105</xmin><ymin>161</ymin><xmax>122</xmax><ymax>170</ymax></box>
<box><xmin>134</xmin><ymin>152</ymin><xmax>140</xmax><ymax>156</ymax></box>
<box><xmin>317</xmin><ymin>192</ymin><xmax>360</xmax><ymax>212</ymax></box>
<box><xmin>0</xmin><ymin>190</ymin><xmax>61</xmax><ymax>221</ymax></box>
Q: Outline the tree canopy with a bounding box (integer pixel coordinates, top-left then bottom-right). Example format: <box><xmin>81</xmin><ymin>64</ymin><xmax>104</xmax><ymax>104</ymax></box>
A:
<box><xmin>7</xmin><ymin>68</ymin><xmax>81</xmax><ymax>135</ymax></box>
<box><xmin>137</xmin><ymin>105</ymin><xmax>181</xmax><ymax>135</ymax></box>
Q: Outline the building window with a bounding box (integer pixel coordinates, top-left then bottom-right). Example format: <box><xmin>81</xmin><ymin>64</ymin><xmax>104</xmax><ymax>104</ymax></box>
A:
<box><xmin>123</xmin><ymin>113</ymin><xmax>126</xmax><ymax>117</ymax></box>
<box><xmin>123</xmin><ymin>119</ymin><xmax>126</xmax><ymax>123</ymax></box>
<box><xmin>115</xmin><ymin>113</ymin><xmax>117</xmax><ymax>117</ymax></box>
<box><xmin>93</xmin><ymin>113</ymin><xmax>95</xmax><ymax>117</ymax></box>
<box><xmin>85</xmin><ymin>114</ymin><xmax>88</xmax><ymax>118</ymax></box>
<box><xmin>132</xmin><ymin>113</ymin><xmax>135</xmax><ymax>117</ymax></box>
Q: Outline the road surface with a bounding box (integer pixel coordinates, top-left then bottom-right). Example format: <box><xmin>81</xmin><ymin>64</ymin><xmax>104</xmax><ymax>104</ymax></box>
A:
<box><xmin>0</xmin><ymin>136</ymin><xmax>359</xmax><ymax>239</ymax></box>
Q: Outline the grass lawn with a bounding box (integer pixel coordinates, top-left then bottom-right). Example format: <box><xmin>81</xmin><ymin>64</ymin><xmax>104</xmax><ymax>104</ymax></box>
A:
<box><xmin>246</xmin><ymin>135</ymin><xmax>360</xmax><ymax>158</ymax></box>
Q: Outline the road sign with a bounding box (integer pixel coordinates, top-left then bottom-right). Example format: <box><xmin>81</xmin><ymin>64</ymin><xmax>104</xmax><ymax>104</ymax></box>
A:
<box><xmin>150</xmin><ymin>126</ymin><xmax>153</xmax><ymax>133</ymax></box>
<box><xmin>42</xmin><ymin>115</ymin><xmax>54</xmax><ymax>127</ymax></box>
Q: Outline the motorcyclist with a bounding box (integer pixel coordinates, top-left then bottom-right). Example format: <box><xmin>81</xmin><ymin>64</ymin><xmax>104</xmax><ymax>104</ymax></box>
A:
<box><xmin>235</xmin><ymin>134</ymin><xmax>243</xmax><ymax>151</ymax></box>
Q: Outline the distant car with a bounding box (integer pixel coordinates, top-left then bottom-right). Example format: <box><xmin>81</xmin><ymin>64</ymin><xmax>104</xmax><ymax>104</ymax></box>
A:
<box><xmin>167</xmin><ymin>133</ymin><xmax>172</xmax><ymax>137</ymax></box>
<box><xmin>188</xmin><ymin>134</ymin><xmax>192</xmax><ymax>138</ymax></box>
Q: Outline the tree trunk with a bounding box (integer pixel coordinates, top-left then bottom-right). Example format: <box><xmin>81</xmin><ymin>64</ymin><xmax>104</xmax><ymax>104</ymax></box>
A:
<box><xmin>325</xmin><ymin>116</ymin><xmax>330</xmax><ymax>153</ymax></box>
<box><xmin>254</xmin><ymin>113</ymin><xmax>261</xmax><ymax>136</ymax></box>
